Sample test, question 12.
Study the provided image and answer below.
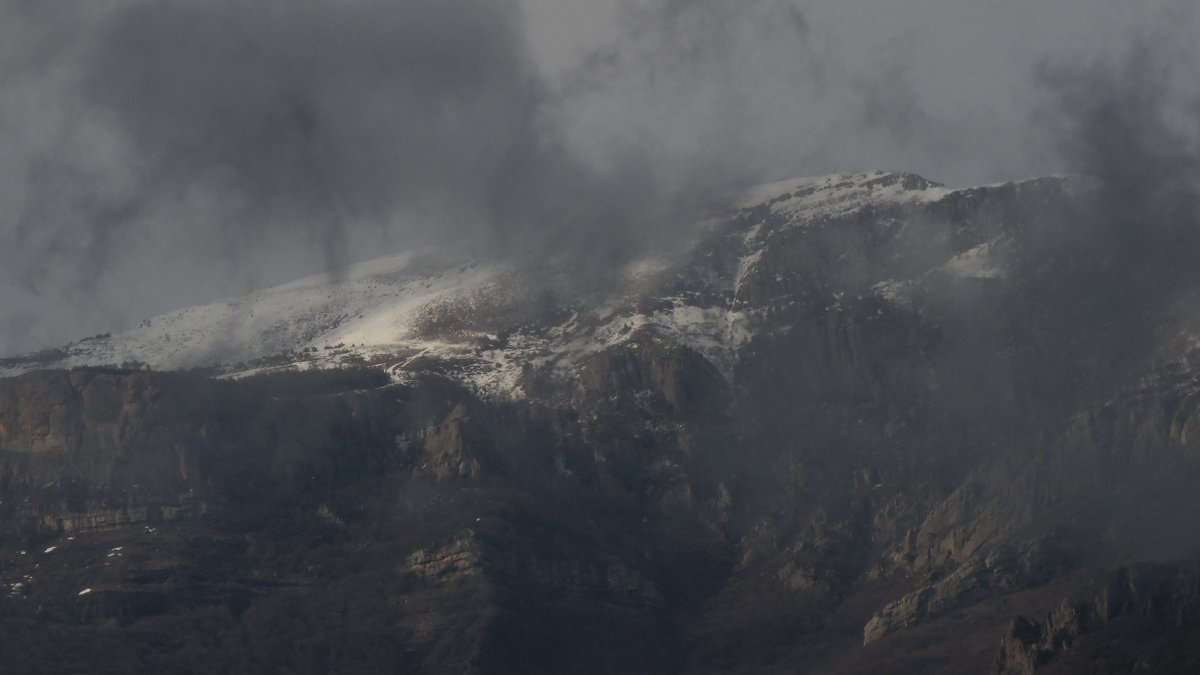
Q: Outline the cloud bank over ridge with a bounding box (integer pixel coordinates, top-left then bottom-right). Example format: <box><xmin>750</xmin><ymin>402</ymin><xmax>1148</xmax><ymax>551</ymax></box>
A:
<box><xmin>0</xmin><ymin>0</ymin><xmax>1198</xmax><ymax>354</ymax></box>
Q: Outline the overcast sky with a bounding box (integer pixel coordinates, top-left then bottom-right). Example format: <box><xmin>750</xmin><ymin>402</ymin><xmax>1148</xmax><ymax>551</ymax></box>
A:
<box><xmin>1</xmin><ymin>0</ymin><xmax>1197</xmax><ymax>355</ymax></box>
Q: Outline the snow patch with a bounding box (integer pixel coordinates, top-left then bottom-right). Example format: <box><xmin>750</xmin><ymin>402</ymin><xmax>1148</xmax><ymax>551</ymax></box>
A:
<box><xmin>943</xmin><ymin>241</ymin><xmax>1003</xmax><ymax>279</ymax></box>
<box><xmin>737</xmin><ymin>171</ymin><xmax>951</xmax><ymax>226</ymax></box>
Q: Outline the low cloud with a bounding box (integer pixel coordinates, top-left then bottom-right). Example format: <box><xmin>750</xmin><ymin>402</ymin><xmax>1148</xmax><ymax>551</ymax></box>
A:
<box><xmin>1014</xmin><ymin>35</ymin><xmax>1200</xmax><ymax>376</ymax></box>
<box><xmin>1</xmin><ymin>1</ymin><xmax>1199</xmax><ymax>354</ymax></box>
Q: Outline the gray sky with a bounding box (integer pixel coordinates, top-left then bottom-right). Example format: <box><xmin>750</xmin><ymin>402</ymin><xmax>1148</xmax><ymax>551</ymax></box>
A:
<box><xmin>1</xmin><ymin>0</ymin><xmax>1197</xmax><ymax>355</ymax></box>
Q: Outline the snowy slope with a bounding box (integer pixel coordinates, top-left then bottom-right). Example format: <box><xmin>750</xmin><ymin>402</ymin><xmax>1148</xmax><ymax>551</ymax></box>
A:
<box><xmin>7</xmin><ymin>250</ymin><xmax>504</xmax><ymax>372</ymax></box>
<box><xmin>736</xmin><ymin>171</ymin><xmax>952</xmax><ymax>219</ymax></box>
<box><xmin>1</xmin><ymin>171</ymin><xmax>1026</xmax><ymax>396</ymax></box>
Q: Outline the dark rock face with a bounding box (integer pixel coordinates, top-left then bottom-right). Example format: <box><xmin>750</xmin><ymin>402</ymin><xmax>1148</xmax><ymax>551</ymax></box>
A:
<box><xmin>865</xmin><ymin>538</ymin><xmax>1074</xmax><ymax>645</ymax></box>
<box><xmin>0</xmin><ymin>369</ymin><xmax>399</xmax><ymax>537</ymax></box>
<box><xmin>994</xmin><ymin>561</ymin><xmax>1200</xmax><ymax>675</ymax></box>
<box><xmin>3</xmin><ymin>173</ymin><xmax>1200</xmax><ymax>672</ymax></box>
<box><xmin>0</xmin><ymin>363</ymin><xmax>725</xmax><ymax>673</ymax></box>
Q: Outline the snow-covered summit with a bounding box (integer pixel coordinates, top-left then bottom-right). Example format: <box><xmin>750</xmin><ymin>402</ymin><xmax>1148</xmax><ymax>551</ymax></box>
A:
<box><xmin>5</xmin><ymin>250</ymin><xmax>504</xmax><ymax>372</ymax></box>
<box><xmin>736</xmin><ymin>170</ymin><xmax>952</xmax><ymax>215</ymax></box>
<box><xmin>1</xmin><ymin>171</ymin><xmax>1055</xmax><ymax>396</ymax></box>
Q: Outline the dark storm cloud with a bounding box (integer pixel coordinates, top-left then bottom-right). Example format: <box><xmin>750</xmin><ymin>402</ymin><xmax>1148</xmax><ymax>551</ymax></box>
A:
<box><xmin>853</xmin><ymin>61</ymin><xmax>958</xmax><ymax>163</ymax></box>
<box><xmin>0</xmin><ymin>0</ymin><xmax>684</xmax><ymax>352</ymax></box>
<box><xmin>555</xmin><ymin>0</ymin><xmax>824</xmax><ymax>203</ymax></box>
<box><xmin>0</xmin><ymin>0</ymin><xmax>543</xmax><ymax>349</ymax></box>
<box><xmin>3</xmin><ymin>0</ymin><xmax>1199</xmax><ymax>355</ymax></box>
<box><xmin>42</xmin><ymin>0</ymin><xmax>540</xmax><ymax>267</ymax></box>
<box><xmin>1015</xmin><ymin>37</ymin><xmax>1200</xmax><ymax>371</ymax></box>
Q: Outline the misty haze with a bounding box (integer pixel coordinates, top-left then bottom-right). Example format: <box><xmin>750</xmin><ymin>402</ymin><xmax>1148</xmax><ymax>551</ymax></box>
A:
<box><xmin>2</xmin><ymin>1</ymin><xmax>1200</xmax><ymax>673</ymax></box>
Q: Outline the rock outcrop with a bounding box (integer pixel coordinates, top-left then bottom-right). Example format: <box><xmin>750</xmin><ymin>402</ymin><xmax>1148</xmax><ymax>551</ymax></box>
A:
<box><xmin>994</xmin><ymin>560</ymin><xmax>1200</xmax><ymax>674</ymax></box>
<box><xmin>865</xmin><ymin>539</ymin><xmax>1072</xmax><ymax>644</ymax></box>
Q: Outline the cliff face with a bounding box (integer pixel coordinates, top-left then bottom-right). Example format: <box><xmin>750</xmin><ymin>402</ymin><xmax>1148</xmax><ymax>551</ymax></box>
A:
<box><xmin>0</xmin><ymin>369</ymin><xmax>401</xmax><ymax>536</ymax></box>
<box><xmin>0</xmin><ymin>361</ymin><xmax>731</xmax><ymax>673</ymax></box>
<box><xmin>3</xmin><ymin>172</ymin><xmax>1200</xmax><ymax>673</ymax></box>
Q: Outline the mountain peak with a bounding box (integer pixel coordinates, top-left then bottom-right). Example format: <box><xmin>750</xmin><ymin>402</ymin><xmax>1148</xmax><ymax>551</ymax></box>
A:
<box><xmin>0</xmin><ymin>171</ymin><xmax>1059</xmax><ymax>398</ymax></box>
<box><xmin>736</xmin><ymin>170</ymin><xmax>947</xmax><ymax>210</ymax></box>
<box><xmin>4</xmin><ymin>167</ymin><xmax>1200</xmax><ymax>673</ymax></box>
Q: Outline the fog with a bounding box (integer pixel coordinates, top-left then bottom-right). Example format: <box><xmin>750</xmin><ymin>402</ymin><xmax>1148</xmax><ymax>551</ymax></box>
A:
<box><xmin>0</xmin><ymin>0</ymin><xmax>1197</xmax><ymax>355</ymax></box>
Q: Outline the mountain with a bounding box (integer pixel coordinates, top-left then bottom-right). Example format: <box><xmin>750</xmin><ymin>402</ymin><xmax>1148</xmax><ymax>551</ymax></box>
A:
<box><xmin>2</xmin><ymin>171</ymin><xmax>1200</xmax><ymax>673</ymax></box>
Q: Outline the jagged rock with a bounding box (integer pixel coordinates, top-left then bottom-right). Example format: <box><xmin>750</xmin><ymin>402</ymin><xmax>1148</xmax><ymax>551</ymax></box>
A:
<box><xmin>994</xmin><ymin>560</ymin><xmax>1200</xmax><ymax>674</ymax></box>
<box><xmin>2</xmin><ymin>172</ymin><xmax>1200</xmax><ymax>672</ymax></box>
<box><xmin>406</xmin><ymin>530</ymin><xmax>487</xmax><ymax>582</ymax></box>
<box><xmin>864</xmin><ymin>539</ymin><xmax>1070</xmax><ymax>644</ymax></box>
<box><xmin>995</xmin><ymin>616</ymin><xmax>1050</xmax><ymax>675</ymax></box>
<box><xmin>573</xmin><ymin>328</ymin><xmax>729</xmax><ymax>421</ymax></box>
<box><xmin>414</xmin><ymin>404</ymin><xmax>487</xmax><ymax>480</ymax></box>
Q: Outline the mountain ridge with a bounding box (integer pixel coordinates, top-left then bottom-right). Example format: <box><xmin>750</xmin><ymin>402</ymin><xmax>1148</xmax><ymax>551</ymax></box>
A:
<box><xmin>2</xmin><ymin>168</ymin><xmax>1199</xmax><ymax>673</ymax></box>
<box><xmin>1</xmin><ymin>171</ymin><xmax>1049</xmax><ymax>393</ymax></box>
